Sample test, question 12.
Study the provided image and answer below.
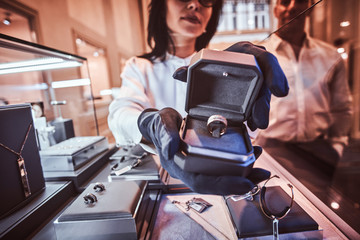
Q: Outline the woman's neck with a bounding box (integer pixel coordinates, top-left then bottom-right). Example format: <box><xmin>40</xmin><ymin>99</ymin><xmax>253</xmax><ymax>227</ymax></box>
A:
<box><xmin>169</xmin><ymin>33</ymin><xmax>196</xmax><ymax>58</ymax></box>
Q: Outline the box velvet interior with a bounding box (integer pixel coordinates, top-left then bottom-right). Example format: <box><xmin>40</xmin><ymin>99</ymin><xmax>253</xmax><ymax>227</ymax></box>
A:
<box><xmin>174</xmin><ymin>49</ymin><xmax>263</xmax><ymax>176</ymax></box>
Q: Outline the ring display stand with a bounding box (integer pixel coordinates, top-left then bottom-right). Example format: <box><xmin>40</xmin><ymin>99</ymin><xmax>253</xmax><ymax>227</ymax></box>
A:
<box><xmin>174</xmin><ymin>49</ymin><xmax>263</xmax><ymax>176</ymax></box>
<box><xmin>44</xmin><ymin>146</ymin><xmax>117</xmax><ymax>191</ymax></box>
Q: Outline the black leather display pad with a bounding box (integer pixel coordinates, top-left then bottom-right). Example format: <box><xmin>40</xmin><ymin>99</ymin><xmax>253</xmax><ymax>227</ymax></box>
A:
<box><xmin>175</xmin><ymin>116</ymin><xmax>255</xmax><ymax>176</ymax></box>
<box><xmin>110</xmin><ymin>155</ymin><xmax>161</xmax><ymax>181</ymax></box>
<box><xmin>226</xmin><ymin>186</ymin><xmax>319</xmax><ymax>238</ymax></box>
<box><xmin>110</xmin><ymin>144</ymin><xmax>161</xmax><ymax>181</ymax></box>
<box><xmin>181</xmin><ymin>117</ymin><xmax>251</xmax><ymax>156</ymax></box>
<box><xmin>0</xmin><ymin>104</ymin><xmax>45</xmax><ymax>219</ymax></box>
<box><xmin>58</xmin><ymin>181</ymin><xmax>146</xmax><ymax>221</ymax></box>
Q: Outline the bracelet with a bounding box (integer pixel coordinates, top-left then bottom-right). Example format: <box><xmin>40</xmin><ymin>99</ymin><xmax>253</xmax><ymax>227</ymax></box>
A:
<box><xmin>259</xmin><ymin>175</ymin><xmax>294</xmax><ymax>220</ymax></box>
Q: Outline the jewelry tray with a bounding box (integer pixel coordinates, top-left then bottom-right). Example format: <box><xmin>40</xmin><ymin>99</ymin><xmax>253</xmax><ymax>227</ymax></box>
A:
<box><xmin>174</xmin><ymin>49</ymin><xmax>263</xmax><ymax>176</ymax></box>
<box><xmin>39</xmin><ymin>136</ymin><xmax>109</xmax><ymax>171</ymax></box>
<box><xmin>54</xmin><ymin>181</ymin><xmax>146</xmax><ymax>240</ymax></box>
<box><xmin>226</xmin><ymin>186</ymin><xmax>321</xmax><ymax>239</ymax></box>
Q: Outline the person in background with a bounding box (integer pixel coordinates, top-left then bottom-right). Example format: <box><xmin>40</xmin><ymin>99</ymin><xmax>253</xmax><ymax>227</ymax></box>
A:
<box><xmin>108</xmin><ymin>0</ymin><xmax>289</xmax><ymax>195</ymax></box>
<box><xmin>256</xmin><ymin>0</ymin><xmax>353</xmax><ymax>167</ymax></box>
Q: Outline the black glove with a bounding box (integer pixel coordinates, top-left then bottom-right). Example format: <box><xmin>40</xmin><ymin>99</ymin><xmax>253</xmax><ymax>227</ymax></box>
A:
<box><xmin>138</xmin><ymin>107</ymin><xmax>270</xmax><ymax>195</ymax></box>
<box><xmin>173</xmin><ymin>41</ymin><xmax>289</xmax><ymax>131</ymax></box>
<box><xmin>225</xmin><ymin>42</ymin><xmax>289</xmax><ymax>130</ymax></box>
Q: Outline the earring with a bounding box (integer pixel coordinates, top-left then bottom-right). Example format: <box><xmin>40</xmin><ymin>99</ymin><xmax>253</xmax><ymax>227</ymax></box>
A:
<box><xmin>93</xmin><ymin>182</ymin><xmax>106</xmax><ymax>192</ymax></box>
<box><xmin>83</xmin><ymin>193</ymin><xmax>97</xmax><ymax>204</ymax></box>
<box><xmin>83</xmin><ymin>182</ymin><xmax>106</xmax><ymax>205</ymax></box>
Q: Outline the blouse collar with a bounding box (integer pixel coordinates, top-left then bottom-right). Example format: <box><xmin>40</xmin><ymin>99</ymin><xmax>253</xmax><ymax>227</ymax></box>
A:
<box><xmin>272</xmin><ymin>33</ymin><xmax>311</xmax><ymax>51</ymax></box>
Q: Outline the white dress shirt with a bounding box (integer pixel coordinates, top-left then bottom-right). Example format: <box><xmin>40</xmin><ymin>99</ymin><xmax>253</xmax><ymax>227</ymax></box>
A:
<box><xmin>108</xmin><ymin>53</ymin><xmax>194</xmax><ymax>146</ymax></box>
<box><xmin>257</xmin><ymin>34</ymin><xmax>353</xmax><ymax>146</ymax></box>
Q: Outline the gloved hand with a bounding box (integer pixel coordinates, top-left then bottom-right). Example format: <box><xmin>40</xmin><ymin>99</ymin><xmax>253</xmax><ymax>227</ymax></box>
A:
<box><xmin>138</xmin><ymin>107</ymin><xmax>270</xmax><ymax>195</ymax></box>
<box><xmin>173</xmin><ymin>41</ymin><xmax>289</xmax><ymax>131</ymax></box>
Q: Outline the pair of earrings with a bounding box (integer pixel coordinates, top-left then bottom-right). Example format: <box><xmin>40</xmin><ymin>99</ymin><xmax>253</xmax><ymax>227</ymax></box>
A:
<box><xmin>83</xmin><ymin>182</ymin><xmax>106</xmax><ymax>204</ymax></box>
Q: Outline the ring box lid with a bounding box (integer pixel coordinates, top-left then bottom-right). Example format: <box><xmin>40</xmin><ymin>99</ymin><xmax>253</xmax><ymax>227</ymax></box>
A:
<box><xmin>185</xmin><ymin>49</ymin><xmax>263</xmax><ymax>124</ymax></box>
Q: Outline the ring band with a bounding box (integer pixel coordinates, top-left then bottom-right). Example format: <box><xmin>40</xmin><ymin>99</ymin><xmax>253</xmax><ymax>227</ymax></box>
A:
<box><xmin>207</xmin><ymin>115</ymin><xmax>228</xmax><ymax>137</ymax></box>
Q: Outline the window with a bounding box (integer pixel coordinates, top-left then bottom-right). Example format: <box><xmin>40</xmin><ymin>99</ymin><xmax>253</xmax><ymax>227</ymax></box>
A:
<box><xmin>211</xmin><ymin>0</ymin><xmax>271</xmax><ymax>48</ymax></box>
<box><xmin>217</xmin><ymin>0</ymin><xmax>271</xmax><ymax>32</ymax></box>
<box><xmin>73</xmin><ymin>34</ymin><xmax>111</xmax><ymax>99</ymax></box>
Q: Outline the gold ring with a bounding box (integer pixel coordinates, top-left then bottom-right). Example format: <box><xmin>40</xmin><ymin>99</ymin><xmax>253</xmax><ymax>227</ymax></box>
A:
<box><xmin>207</xmin><ymin>115</ymin><xmax>228</xmax><ymax>137</ymax></box>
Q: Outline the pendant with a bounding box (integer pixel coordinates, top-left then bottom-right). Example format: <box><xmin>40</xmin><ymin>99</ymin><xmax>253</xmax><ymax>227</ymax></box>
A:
<box><xmin>17</xmin><ymin>156</ymin><xmax>31</xmax><ymax>198</ymax></box>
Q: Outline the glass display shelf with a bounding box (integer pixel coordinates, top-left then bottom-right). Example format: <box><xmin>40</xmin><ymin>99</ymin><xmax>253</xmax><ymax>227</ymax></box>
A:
<box><xmin>0</xmin><ymin>33</ymin><xmax>113</xmax><ymax>239</ymax></box>
<box><xmin>0</xmin><ymin>33</ymin><xmax>99</xmax><ymax>146</ymax></box>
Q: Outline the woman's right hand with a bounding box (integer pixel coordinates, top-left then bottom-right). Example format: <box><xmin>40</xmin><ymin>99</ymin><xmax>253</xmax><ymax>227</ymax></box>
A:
<box><xmin>137</xmin><ymin>107</ymin><xmax>270</xmax><ymax>195</ymax></box>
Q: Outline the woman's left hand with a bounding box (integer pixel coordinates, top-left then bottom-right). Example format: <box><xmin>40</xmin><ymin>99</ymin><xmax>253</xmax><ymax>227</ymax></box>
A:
<box><xmin>173</xmin><ymin>41</ymin><xmax>289</xmax><ymax>131</ymax></box>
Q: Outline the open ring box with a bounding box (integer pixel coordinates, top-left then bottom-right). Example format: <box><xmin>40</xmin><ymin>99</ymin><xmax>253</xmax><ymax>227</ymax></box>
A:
<box><xmin>174</xmin><ymin>49</ymin><xmax>263</xmax><ymax>176</ymax></box>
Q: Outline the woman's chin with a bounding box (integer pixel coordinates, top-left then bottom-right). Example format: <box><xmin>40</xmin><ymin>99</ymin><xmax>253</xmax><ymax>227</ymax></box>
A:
<box><xmin>169</xmin><ymin>28</ymin><xmax>205</xmax><ymax>41</ymax></box>
<box><xmin>181</xmin><ymin>28</ymin><xmax>204</xmax><ymax>38</ymax></box>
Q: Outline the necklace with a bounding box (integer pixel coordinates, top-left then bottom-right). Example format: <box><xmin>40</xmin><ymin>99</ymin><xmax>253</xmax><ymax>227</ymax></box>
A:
<box><xmin>172</xmin><ymin>198</ymin><xmax>231</xmax><ymax>240</ymax></box>
<box><xmin>0</xmin><ymin>123</ymin><xmax>33</xmax><ymax>198</ymax></box>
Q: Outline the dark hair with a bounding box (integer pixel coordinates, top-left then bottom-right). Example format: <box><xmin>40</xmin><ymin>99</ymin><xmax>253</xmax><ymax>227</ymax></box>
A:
<box><xmin>139</xmin><ymin>0</ymin><xmax>224</xmax><ymax>61</ymax></box>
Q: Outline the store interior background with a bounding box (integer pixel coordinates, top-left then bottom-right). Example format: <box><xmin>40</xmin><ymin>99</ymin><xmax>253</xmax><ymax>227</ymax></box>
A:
<box><xmin>0</xmin><ymin>0</ymin><xmax>359</xmax><ymax>233</ymax></box>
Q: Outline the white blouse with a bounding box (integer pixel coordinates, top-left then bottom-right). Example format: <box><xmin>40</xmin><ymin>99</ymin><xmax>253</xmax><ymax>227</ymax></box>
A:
<box><xmin>108</xmin><ymin>53</ymin><xmax>194</xmax><ymax>146</ymax></box>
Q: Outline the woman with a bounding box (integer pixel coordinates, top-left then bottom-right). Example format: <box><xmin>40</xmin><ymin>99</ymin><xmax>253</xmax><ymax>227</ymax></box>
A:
<box><xmin>108</xmin><ymin>0</ymin><xmax>289</xmax><ymax>195</ymax></box>
<box><xmin>108</xmin><ymin>0</ymin><xmax>223</xmax><ymax>145</ymax></box>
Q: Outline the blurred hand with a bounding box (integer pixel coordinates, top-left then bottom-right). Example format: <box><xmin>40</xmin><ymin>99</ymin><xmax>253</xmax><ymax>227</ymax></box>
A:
<box><xmin>137</xmin><ymin>107</ymin><xmax>270</xmax><ymax>195</ymax></box>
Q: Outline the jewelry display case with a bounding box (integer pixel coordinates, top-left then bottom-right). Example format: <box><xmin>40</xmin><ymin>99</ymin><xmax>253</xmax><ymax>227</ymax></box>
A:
<box><xmin>1</xmin><ymin>33</ymin><xmax>358</xmax><ymax>240</ymax></box>
<box><xmin>0</xmin><ymin>33</ymin><xmax>113</xmax><ymax>240</ymax></box>
<box><xmin>0</xmin><ymin>33</ymin><xmax>112</xmax><ymax>180</ymax></box>
<box><xmin>28</xmin><ymin>152</ymin><xmax>354</xmax><ymax>240</ymax></box>
<box><xmin>0</xmin><ymin>33</ymin><xmax>99</xmax><ymax>142</ymax></box>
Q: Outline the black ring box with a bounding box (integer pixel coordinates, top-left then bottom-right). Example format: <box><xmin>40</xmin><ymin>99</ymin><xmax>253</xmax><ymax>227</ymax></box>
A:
<box><xmin>174</xmin><ymin>49</ymin><xmax>263</xmax><ymax>176</ymax></box>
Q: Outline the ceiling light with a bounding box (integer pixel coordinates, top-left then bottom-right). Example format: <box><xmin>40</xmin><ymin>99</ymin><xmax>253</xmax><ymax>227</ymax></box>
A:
<box><xmin>337</xmin><ymin>48</ymin><xmax>345</xmax><ymax>54</ymax></box>
<box><xmin>51</xmin><ymin>78</ymin><xmax>91</xmax><ymax>89</ymax></box>
<box><xmin>2</xmin><ymin>12</ymin><xmax>11</xmax><ymax>26</ymax></box>
<box><xmin>2</xmin><ymin>18</ymin><xmax>11</xmax><ymax>25</ymax></box>
<box><xmin>340</xmin><ymin>21</ymin><xmax>350</xmax><ymax>27</ymax></box>
<box><xmin>331</xmin><ymin>202</ymin><xmax>340</xmax><ymax>210</ymax></box>
<box><xmin>76</xmin><ymin>38</ymin><xmax>82</xmax><ymax>45</ymax></box>
<box><xmin>100</xmin><ymin>89</ymin><xmax>113</xmax><ymax>96</ymax></box>
<box><xmin>341</xmin><ymin>52</ymin><xmax>348</xmax><ymax>60</ymax></box>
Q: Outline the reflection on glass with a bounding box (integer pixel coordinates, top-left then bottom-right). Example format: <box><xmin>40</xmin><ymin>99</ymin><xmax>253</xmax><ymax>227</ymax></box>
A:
<box><xmin>0</xmin><ymin>57</ymin><xmax>82</xmax><ymax>75</ymax></box>
<box><xmin>0</xmin><ymin>34</ymin><xmax>99</xmax><ymax>140</ymax></box>
<box><xmin>51</xmin><ymin>78</ymin><xmax>90</xmax><ymax>89</ymax></box>
<box><xmin>248</xmin><ymin>0</ymin><xmax>360</xmax><ymax>235</ymax></box>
